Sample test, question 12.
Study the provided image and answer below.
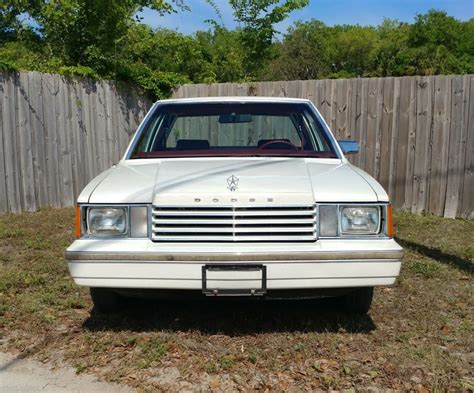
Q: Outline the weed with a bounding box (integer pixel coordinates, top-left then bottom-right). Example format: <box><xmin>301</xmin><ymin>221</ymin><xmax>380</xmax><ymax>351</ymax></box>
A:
<box><xmin>25</xmin><ymin>238</ymin><xmax>53</xmax><ymax>250</ymax></box>
<box><xmin>248</xmin><ymin>351</ymin><xmax>258</xmax><ymax>364</ymax></box>
<box><xmin>219</xmin><ymin>356</ymin><xmax>235</xmax><ymax>370</ymax></box>
<box><xmin>0</xmin><ymin>225</ymin><xmax>24</xmax><ymax>239</ymax></box>
<box><xmin>75</xmin><ymin>362</ymin><xmax>87</xmax><ymax>374</ymax></box>
<box><xmin>0</xmin><ymin>303</ymin><xmax>8</xmax><ymax>316</ymax></box>
<box><xmin>293</xmin><ymin>342</ymin><xmax>305</xmax><ymax>351</ymax></box>
<box><xmin>205</xmin><ymin>362</ymin><xmax>217</xmax><ymax>373</ymax></box>
<box><xmin>61</xmin><ymin>296</ymin><xmax>86</xmax><ymax>310</ymax></box>
<box><xmin>138</xmin><ymin>339</ymin><xmax>168</xmax><ymax>368</ymax></box>
<box><xmin>409</xmin><ymin>260</ymin><xmax>440</xmax><ymax>277</ymax></box>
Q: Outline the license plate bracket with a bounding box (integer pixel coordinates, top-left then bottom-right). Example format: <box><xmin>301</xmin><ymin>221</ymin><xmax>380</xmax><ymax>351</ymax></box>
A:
<box><xmin>202</xmin><ymin>264</ymin><xmax>267</xmax><ymax>296</ymax></box>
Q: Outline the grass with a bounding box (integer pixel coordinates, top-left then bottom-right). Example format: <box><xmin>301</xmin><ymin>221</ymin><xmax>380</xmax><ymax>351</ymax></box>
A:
<box><xmin>0</xmin><ymin>208</ymin><xmax>472</xmax><ymax>391</ymax></box>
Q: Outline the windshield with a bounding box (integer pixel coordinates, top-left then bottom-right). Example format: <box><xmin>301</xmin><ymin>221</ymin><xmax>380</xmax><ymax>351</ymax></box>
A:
<box><xmin>130</xmin><ymin>102</ymin><xmax>338</xmax><ymax>158</ymax></box>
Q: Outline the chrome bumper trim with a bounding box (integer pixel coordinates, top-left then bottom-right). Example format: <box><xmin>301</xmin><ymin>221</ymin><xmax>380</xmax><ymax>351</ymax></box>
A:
<box><xmin>65</xmin><ymin>249</ymin><xmax>403</xmax><ymax>262</ymax></box>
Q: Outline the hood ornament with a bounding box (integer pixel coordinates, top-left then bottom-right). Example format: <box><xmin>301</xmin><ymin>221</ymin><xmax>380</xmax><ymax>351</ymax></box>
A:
<box><xmin>227</xmin><ymin>175</ymin><xmax>239</xmax><ymax>191</ymax></box>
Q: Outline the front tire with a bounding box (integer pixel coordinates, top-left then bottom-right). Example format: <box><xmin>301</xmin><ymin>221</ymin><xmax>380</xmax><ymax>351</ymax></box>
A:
<box><xmin>342</xmin><ymin>287</ymin><xmax>374</xmax><ymax>314</ymax></box>
<box><xmin>90</xmin><ymin>288</ymin><xmax>122</xmax><ymax>313</ymax></box>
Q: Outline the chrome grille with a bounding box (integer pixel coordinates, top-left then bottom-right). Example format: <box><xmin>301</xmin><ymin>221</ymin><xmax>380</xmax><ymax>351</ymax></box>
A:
<box><xmin>151</xmin><ymin>206</ymin><xmax>317</xmax><ymax>242</ymax></box>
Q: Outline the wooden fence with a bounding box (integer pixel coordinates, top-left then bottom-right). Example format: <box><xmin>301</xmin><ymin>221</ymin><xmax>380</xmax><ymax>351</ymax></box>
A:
<box><xmin>173</xmin><ymin>76</ymin><xmax>473</xmax><ymax>219</ymax></box>
<box><xmin>0</xmin><ymin>72</ymin><xmax>151</xmax><ymax>213</ymax></box>
<box><xmin>0</xmin><ymin>72</ymin><xmax>472</xmax><ymax>218</ymax></box>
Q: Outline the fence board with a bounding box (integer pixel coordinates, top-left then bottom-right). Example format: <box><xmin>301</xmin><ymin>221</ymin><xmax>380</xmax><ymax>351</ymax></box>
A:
<box><xmin>17</xmin><ymin>73</ymin><xmax>37</xmax><ymax>211</ymax></box>
<box><xmin>379</xmin><ymin>77</ymin><xmax>394</xmax><ymax>191</ymax></box>
<box><xmin>428</xmin><ymin>76</ymin><xmax>451</xmax><ymax>216</ymax></box>
<box><xmin>356</xmin><ymin>78</ymin><xmax>369</xmax><ymax>170</ymax></box>
<box><xmin>0</xmin><ymin>73</ymin><xmax>8</xmax><ymax>212</ymax></box>
<box><xmin>2</xmin><ymin>74</ymin><xmax>21</xmax><ymax>212</ymax></box>
<box><xmin>445</xmin><ymin>76</ymin><xmax>465</xmax><ymax>218</ymax></box>
<box><xmin>388</xmin><ymin>77</ymin><xmax>401</xmax><ymax>199</ymax></box>
<box><xmin>459</xmin><ymin>76</ymin><xmax>474</xmax><ymax>219</ymax></box>
<box><xmin>61</xmin><ymin>76</ymin><xmax>75</xmax><ymax>206</ymax></box>
<box><xmin>456</xmin><ymin>75</ymin><xmax>471</xmax><ymax>218</ymax></box>
<box><xmin>412</xmin><ymin>76</ymin><xmax>433</xmax><ymax>213</ymax></box>
<box><xmin>365</xmin><ymin>78</ymin><xmax>378</xmax><ymax>176</ymax></box>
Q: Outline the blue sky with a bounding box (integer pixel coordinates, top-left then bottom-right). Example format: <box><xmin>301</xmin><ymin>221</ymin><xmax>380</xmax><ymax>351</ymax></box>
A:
<box><xmin>138</xmin><ymin>0</ymin><xmax>473</xmax><ymax>35</ymax></box>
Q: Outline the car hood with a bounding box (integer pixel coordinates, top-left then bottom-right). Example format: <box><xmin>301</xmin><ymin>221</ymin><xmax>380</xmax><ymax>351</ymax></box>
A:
<box><xmin>84</xmin><ymin>158</ymin><xmax>387</xmax><ymax>205</ymax></box>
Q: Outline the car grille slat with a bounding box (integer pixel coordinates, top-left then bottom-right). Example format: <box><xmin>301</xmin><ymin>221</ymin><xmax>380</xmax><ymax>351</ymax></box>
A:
<box><xmin>151</xmin><ymin>205</ymin><xmax>317</xmax><ymax>242</ymax></box>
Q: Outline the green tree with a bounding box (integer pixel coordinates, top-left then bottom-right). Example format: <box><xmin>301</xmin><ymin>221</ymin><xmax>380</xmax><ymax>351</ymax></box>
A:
<box><xmin>229</xmin><ymin>0</ymin><xmax>309</xmax><ymax>77</ymax></box>
<box><xmin>405</xmin><ymin>10</ymin><xmax>474</xmax><ymax>74</ymax></box>
<box><xmin>6</xmin><ymin>0</ymin><xmax>187</xmax><ymax>76</ymax></box>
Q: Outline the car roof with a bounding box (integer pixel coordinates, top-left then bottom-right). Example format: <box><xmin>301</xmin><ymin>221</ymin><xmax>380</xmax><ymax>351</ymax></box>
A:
<box><xmin>156</xmin><ymin>96</ymin><xmax>313</xmax><ymax>105</ymax></box>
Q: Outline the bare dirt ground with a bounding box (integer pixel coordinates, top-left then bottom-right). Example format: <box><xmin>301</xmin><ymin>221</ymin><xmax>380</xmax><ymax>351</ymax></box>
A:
<box><xmin>0</xmin><ymin>208</ymin><xmax>472</xmax><ymax>392</ymax></box>
<box><xmin>0</xmin><ymin>352</ymin><xmax>132</xmax><ymax>392</ymax></box>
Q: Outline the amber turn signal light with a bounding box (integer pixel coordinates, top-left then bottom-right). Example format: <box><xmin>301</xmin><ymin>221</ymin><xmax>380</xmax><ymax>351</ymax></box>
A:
<box><xmin>386</xmin><ymin>204</ymin><xmax>394</xmax><ymax>238</ymax></box>
<box><xmin>74</xmin><ymin>206</ymin><xmax>82</xmax><ymax>238</ymax></box>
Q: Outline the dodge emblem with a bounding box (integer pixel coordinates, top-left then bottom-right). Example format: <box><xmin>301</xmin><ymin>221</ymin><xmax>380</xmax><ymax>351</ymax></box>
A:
<box><xmin>227</xmin><ymin>175</ymin><xmax>239</xmax><ymax>191</ymax></box>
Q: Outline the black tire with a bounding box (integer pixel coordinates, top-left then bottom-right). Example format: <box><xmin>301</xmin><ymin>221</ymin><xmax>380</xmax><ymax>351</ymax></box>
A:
<box><xmin>342</xmin><ymin>287</ymin><xmax>374</xmax><ymax>314</ymax></box>
<box><xmin>90</xmin><ymin>288</ymin><xmax>122</xmax><ymax>313</ymax></box>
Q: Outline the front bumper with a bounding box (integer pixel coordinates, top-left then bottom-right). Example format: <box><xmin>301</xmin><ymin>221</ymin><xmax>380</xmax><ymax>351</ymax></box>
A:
<box><xmin>65</xmin><ymin>239</ymin><xmax>403</xmax><ymax>290</ymax></box>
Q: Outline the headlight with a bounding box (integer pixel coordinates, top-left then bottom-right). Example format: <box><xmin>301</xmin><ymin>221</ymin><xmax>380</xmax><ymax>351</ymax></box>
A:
<box><xmin>87</xmin><ymin>207</ymin><xmax>127</xmax><ymax>236</ymax></box>
<box><xmin>340</xmin><ymin>206</ymin><xmax>380</xmax><ymax>235</ymax></box>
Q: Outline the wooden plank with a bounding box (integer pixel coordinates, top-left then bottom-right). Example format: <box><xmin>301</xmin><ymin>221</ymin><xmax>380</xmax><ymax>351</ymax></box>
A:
<box><xmin>66</xmin><ymin>79</ymin><xmax>76</xmax><ymax>200</ymax></box>
<box><xmin>306</xmin><ymin>80</ymin><xmax>318</xmax><ymax>107</ymax></box>
<box><xmin>403</xmin><ymin>77</ymin><xmax>418</xmax><ymax>211</ymax></box>
<box><xmin>334</xmin><ymin>79</ymin><xmax>349</xmax><ymax>140</ymax></box>
<box><xmin>0</xmin><ymin>73</ymin><xmax>8</xmax><ymax>212</ymax></box>
<box><xmin>456</xmin><ymin>74</ymin><xmax>471</xmax><ymax>218</ymax></box>
<box><xmin>393</xmin><ymin>77</ymin><xmax>412</xmax><ymax>209</ymax></box>
<box><xmin>411</xmin><ymin>76</ymin><xmax>433</xmax><ymax>213</ymax></box>
<box><xmin>59</xmin><ymin>75</ymin><xmax>75</xmax><ymax>206</ymax></box>
<box><xmin>329</xmin><ymin>79</ymin><xmax>338</xmax><ymax>134</ymax></box>
<box><xmin>346</xmin><ymin>78</ymin><xmax>358</xmax><ymax>165</ymax></box>
<box><xmin>428</xmin><ymin>75</ymin><xmax>451</xmax><ymax>216</ymax></box>
<box><xmin>77</xmin><ymin>79</ymin><xmax>90</xmax><ymax>188</ymax></box>
<box><xmin>373</xmin><ymin>78</ymin><xmax>384</xmax><ymax>181</ymax></box>
<box><xmin>42</xmin><ymin>74</ymin><xmax>61</xmax><ymax>207</ymax></box>
<box><xmin>79</xmin><ymin>79</ymin><xmax>92</xmax><ymax>183</ymax></box>
<box><xmin>97</xmin><ymin>80</ymin><xmax>109</xmax><ymax>169</ymax></box>
<box><xmin>356</xmin><ymin>78</ymin><xmax>369</xmax><ymax>170</ymax></box>
<box><xmin>444</xmin><ymin>76</ymin><xmax>465</xmax><ymax>218</ymax></box>
<box><xmin>378</xmin><ymin>77</ymin><xmax>394</xmax><ymax>192</ymax></box>
<box><xmin>116</xmin><ymin>86</ymin><xmax>128</xmax><ymax>161</ymax></box>
<box><xmin>365</xmin><ymin>78</ymin><xmax>378</xmax><ymax>177</ymax></box>
<box><xmin>3</xmin><ymin>74</ymin><xmax>22</xmax><ymax>212</ymax></box>
<box><xmin>314</xmin><ymin>80</ymin><xmax>324</xmax><ymax>114</ymax></box>
<box><xmin>459</xmin><ymin>75</ymin><xmax>474</xmax><ymax>219</ymax></box>
<box><xmin>320</xmin><ymin>79</ymin><xmax>332</xmax><ymax>123</ymax></box>
<box><xmin>104</xmin><ymin>81</ymin><xmax>118</xmax><ymax>165</ymax></box>
<box><xmin>28</xmin><ymin>72</ymin><xmax>48</xmax><ymax>208</ymax></box>
<box><xmin>110</xmin><ymin>83</ymin><xmax>122</xmax><ymax>162</ymax></box>
<box><xmin>388</xmin><ymin>77</ymin><xmax>401</xmax><ymax>200</ymax></box>
<box><xmin>17</xmin><ymin>72</ymin><xmax>37</xmax><ymax>211</ymax></box>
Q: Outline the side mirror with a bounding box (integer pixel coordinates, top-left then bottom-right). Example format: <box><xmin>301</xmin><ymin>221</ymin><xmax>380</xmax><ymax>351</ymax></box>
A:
<box><xmin>338</xmin><ymin>140</ymin><xmax>359</xmax><ymax>155</ymax></box>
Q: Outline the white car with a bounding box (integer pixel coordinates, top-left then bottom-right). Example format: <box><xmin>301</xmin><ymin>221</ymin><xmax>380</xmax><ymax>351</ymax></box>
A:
<box><xmin>66</xmin><ymin>97</ymin><xmax>403</xmax><ymax>314</ymax></box>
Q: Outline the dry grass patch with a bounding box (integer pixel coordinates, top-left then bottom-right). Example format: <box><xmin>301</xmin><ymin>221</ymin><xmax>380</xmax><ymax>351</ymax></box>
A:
<box><xmin>0</xmin><ymin>208</ymin><xmax>472</xmax><ymax>391</ymax></box>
